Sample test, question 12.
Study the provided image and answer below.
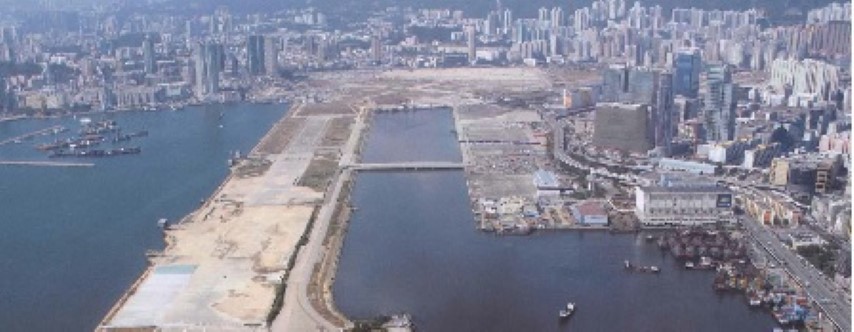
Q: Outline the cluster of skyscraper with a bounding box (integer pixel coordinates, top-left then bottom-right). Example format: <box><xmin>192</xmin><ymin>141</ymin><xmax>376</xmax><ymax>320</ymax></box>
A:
<box><xmin>596</xmin><ymin>53</ymin><xmax>741</xmax><ymax>155</ymax></box>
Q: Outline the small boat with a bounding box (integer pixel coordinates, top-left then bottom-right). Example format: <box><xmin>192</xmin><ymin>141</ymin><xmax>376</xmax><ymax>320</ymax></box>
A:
<box><xmin>559</xmin><ymin>302</ymin><xmax>576</xmax><ymax>319</ymax></box>
<box><xmin>650</xmin><ymin>266</ymin><xmax>660</xmax><ymax>273</ymax></box>
<box><xmin>699</xmin><ymin>256</ymin><xmax>713</xmax><ymax>269</ymax></box>
<box><xmin>645</xmin><ymin>235</ymin><xmax>654</xmax><ymax>242</ymax></box>
<box><xmin>685</xmin><ymin>262</ymin><xmax>695</xmax><ymax>269</ymax></box>
<box><xmin>749</xmin><ymin>298</ymin><xmax>762</xmax><ymax>307</ymax></box>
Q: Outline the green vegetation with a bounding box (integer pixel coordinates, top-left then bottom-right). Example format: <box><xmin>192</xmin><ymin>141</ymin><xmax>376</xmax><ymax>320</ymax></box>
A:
<box><xmin>797</xmin><ymin>244</ymin><xmax>839</xmax><ymax>277</ymax></box>
<box><xmin>770</xmin><ymin>126</ymin><xmax>795</xmax><ymax>152</ymax></box>
<box><xmin>297</xmin><ymin>154</ymin><xmax>339</xmax><ymax>191</ymax></box>
<box><xmin>266</xmin><ymin>206</ymin><xmax>322</xmax><ymax>325</ymax></box>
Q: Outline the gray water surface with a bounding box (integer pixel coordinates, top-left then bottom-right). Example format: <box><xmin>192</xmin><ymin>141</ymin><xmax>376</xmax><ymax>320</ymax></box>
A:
<box><xmin>332</xmin><ymin>108</ymin><xmax>777</xmax><ymax>331</ymax></box>
<box><xmin>0</xmin><ymin>104</ymin><xmax>285</xmax><ymax>331</ymax></box>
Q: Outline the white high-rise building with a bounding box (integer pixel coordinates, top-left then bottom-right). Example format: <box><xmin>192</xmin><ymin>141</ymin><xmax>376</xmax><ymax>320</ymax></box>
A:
<box><xmin>769</xmin><ymin>59</ymin><xmax>840</xmax><ymax>102</ymax></box>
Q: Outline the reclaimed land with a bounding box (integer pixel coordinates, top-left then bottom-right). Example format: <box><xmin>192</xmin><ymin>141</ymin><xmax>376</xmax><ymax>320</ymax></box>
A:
<box><xmin>99</xmin><ymin>67</ymin><xmax>565</xmax><ymax>332</ymax></box>
<box><xmin>97</xmin><ymin>96</ymin><xmax>354</xmax><ymax>330</ymax></box>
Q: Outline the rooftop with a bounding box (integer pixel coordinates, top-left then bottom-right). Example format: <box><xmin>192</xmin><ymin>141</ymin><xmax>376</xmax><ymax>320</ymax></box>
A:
<box><xmin>534</xmin><ymin>169</ymin><xmax>559</xmax><ymax>188</ymax></box>
<box><xmin>639</xmin><ymin>185</ymin><xmax>730</xmax><ymax>194</ymax></box>
<box><xmin>575</xmin><ymin>200</ymin><xmax>607</xmax><ymax>216</ymax></box>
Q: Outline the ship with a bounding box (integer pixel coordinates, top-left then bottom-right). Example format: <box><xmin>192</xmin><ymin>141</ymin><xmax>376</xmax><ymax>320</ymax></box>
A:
<box><xmin>699</xmin><ymin>256</ymin><xmax>713</xmax><ymax>269</ymax></box>
<box><xmin>559</xmin><ymin>302</ymin><xmax>576</xmax><ymax>319</ymax></box>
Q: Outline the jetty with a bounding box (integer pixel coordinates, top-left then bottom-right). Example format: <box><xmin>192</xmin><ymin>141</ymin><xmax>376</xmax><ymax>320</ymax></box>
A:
<box><xmin>0</xmin><ymin>160</ymin><xmax>94</xmax><ymax>167</ymax></box>
<box><xmin>0</xmin><ymin>125</ymin><xmax>65</xmax><ymax>146</ymax></box>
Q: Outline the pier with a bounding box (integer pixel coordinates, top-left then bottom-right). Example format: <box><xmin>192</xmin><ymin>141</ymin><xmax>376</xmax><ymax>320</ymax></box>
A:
<box><xmin>0</xmin><ymin>160</ymin><xmax>94</xmax><ymax>167</ymax></box>
<box><xmin>347</xmin><ymin>162</ymin><xmax>465</xmax><ymax>171</ymax></box>
<box><xmin>0</xmin><ymin>125</ymin><xmax>65</xmax><ymax>146</ymax></box>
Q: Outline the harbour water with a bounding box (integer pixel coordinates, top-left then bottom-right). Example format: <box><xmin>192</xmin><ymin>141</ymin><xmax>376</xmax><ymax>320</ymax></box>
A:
<box><xmin>332</xmin><ymin>109</ymin><xmax>778</xmax><ymax>331</ymax></box>
<box><xmin>0</xmin><ymin>104</ymin><xmax>286</xmax><ymax>331</ymax></box>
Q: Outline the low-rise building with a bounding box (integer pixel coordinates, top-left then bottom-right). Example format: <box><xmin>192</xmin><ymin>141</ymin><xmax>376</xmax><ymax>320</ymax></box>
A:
<box><xmin>570</xmin><ymin>200</ymin><xmax>608</xmax><ymax>226</ymax></box>
<box><xmin>533</xmin><ymin>169</ymin><xmax>562</xmax><ymax>198</ymax></box>
<box><xmin>740</xmin><ymin>190</ymin><xmax>803</xmax><ymax>227</ymax></box>
<box><xmin>769</xmin><ymin>154</ymin><xmax>843</xmax><ymax>195</ymax></box>
<box><xmin>657</xmin><ymin>158</ymin><xmax>717</xmax><ymax>175</ymax></box>
<box><xmin>787</xmin><ymin>232</ymin><xmax>826</xmax><ymax>249</ymax></box>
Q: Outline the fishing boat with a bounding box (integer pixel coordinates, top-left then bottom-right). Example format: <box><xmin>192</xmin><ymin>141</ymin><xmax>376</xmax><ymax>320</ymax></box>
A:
<box><xmin>749</xmin><ymin>297</ymin><xmax>762</xmax><ymax>307</ymax></box>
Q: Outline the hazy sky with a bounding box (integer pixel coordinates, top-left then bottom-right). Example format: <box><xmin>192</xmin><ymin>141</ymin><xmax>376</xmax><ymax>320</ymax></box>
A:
<box><xmin>0</xmin><ymin>0</ymin><xmax>842</xmax><ymax>17</ymax></box>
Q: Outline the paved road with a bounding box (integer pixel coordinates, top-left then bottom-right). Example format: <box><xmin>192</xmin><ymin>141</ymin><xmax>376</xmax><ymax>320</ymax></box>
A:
<box><xmin>741</xmin><ymin>215</ymin><xmax>851</xmax><ymax>331</ymax></box>
<box><xmin>274</xmin><ymin>110</ymin><xmax>367</xmax><ymax>332</ymax></box>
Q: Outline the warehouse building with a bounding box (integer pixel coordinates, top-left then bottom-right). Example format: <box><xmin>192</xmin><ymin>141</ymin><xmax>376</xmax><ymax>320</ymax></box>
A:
<box><xmin>635</xmin><ymin>185</ymin><xmax>734</xmax><ymax>227</ymax></box>
<box><xmin>570</xmin><ymin>200</ymin><xmax>609</xmax><ymax>226</ymax></box>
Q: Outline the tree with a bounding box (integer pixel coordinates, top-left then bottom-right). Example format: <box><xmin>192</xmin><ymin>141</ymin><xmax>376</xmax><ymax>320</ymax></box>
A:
<box><xmin>770</xmin><ymin>126</ymin><xmax>794</xmax><ymax>152</ymax></box>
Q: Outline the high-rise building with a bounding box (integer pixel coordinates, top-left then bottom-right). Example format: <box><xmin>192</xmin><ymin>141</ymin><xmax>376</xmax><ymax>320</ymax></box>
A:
<box><xmin>538</xmin><ymin>7</ymin><xmax>549</xmax><ymax>25</ymax></box>
<box><xmin>769</xmin><ymin>58</ymin><xmax>840</xmax><ymax>102</ymax></box>
<box><xmin>593</xmin><ymin>103</ymin><xmax>653</xmax><ymax>153</ymax></box>
<box><xmin>703</xmin><ymin>65</ymin><xmax>738</xmax><ymax>142</ymax></box>
<box><xmin>194</xmin><ymin>41</ymin><xmax>223</xmax><ymax>99</ymax></box>
<box><xmin>656</xmin><ymin>71</ymin><xmax>675</xmax><ymax>154</ymax></box>
<box><xmin>601</xmin><ymin>65</ymin><xmax>629</xmax><ymax>103</ymax></box>
<box><xmin>514</xmin><ymin>20</ymin><xmax>526</xmax><ymax>43</ymax></box>
<box><xmin>264</xmin><ymin>36</ymin><xmax>278</xmax><ymax>76</ymax></box>
<box><xmin>142</xmin><ymin>35</ymin><xmax>155</xmax><ymax>75</ymax></box>
<box><xmin>485</xmin><ymin>11</ymin><xmax>500</xmax><ymax>36</ymax></box>
<box><xmin>600</xmin><ymin>65</ymin><xmax>674</xmax><ymax>152</ymax></box>
<box><xmin>626</xmin><ymin>68</ymin><xmax>660</xmax><ymax>146</ymax></box>
<box><xmin>194</xmin><ymin>43</ymin><xmax>205</xmax><ymax>98</ymax></box>
<box><xmin>466</xmin><ymin>25</ymin><xmax>477</xmax><ymax>65</ymax></box>
<box><xmin>550</xmin><ymin>7</ymin><xmax>564</xmax><ymax>29</ymax></box>
<box><xmin>502</xmin><ymin>9</ymin><xmax>513</xmax><ymax>35</ymax></box>
<box><xmin>247</xmin><ymin>35</ymin><xmax>265</xmax><ymax>75</ymax></box>
<box><xmin>673</xmin><ymin>48</ymin><xmax>701</xmax><ymax>98</ymax></box>
<box><xmin>371</xmin><ymin>35</ymin><xmax>382</xmax><ymax>64</ymax></box>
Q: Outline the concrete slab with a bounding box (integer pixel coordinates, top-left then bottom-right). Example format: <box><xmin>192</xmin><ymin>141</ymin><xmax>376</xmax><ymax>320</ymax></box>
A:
<box><xmin>108</xmin><ymin>265</ymin><xmax>197</xmax><ymax>327</ymax></box>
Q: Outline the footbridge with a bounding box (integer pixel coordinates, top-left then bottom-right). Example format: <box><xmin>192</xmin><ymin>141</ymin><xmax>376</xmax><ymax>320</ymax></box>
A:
<box><xmin>346</xmin><ymin>162</ymin><xmax>465</xmax><ymax>171</ymax></box>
